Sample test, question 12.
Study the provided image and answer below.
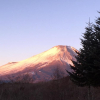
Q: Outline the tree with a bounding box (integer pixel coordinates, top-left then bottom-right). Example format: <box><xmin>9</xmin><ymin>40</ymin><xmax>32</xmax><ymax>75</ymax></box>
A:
<box><xmin>67</xmin><ymin>15</ymin><xmax>100</xmax><ymax>100</ymax></box>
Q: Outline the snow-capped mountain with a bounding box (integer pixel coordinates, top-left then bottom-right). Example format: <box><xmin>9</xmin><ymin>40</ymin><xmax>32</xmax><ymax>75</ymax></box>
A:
<box><xmin>0</xmin><ymin>45</ymin><xmax>78</xmax><ymax>82</ymax></box>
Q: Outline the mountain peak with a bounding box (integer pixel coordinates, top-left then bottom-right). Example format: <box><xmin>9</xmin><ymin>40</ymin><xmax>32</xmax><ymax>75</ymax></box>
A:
<box><xmin>52</xmin><ymin>45</ymin><xmax>77</xmax><ymax>54</ymax></box>
<box><xmin>53</xmin><ymin>45</ymin><xmax>70</xmax><ymax>49</ymax></box>
<box><xmin>0</xmin><ymin>45</ymin><xmax>78</xmax><ymax>82</ymax></box>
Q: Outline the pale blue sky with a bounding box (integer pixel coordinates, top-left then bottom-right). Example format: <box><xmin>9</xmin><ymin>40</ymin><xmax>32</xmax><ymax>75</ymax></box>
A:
<box><xmin>0</xmin><ymin>0</ymin><xmax>100</xmax><ymax>66</ymax></box>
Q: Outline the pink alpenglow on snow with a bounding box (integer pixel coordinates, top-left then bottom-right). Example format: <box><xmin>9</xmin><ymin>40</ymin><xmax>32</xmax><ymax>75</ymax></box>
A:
<box><xmin>0</xmin><ymin>45</ymin><xmax>78</xmax><ymax>82</ymax></box>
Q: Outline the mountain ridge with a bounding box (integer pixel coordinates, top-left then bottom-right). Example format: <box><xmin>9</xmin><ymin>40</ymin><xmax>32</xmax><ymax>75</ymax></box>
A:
<box><xmin>0</xmin><ymin>45</ymin><xmax>78</xmax><ymax>82</ymax></box>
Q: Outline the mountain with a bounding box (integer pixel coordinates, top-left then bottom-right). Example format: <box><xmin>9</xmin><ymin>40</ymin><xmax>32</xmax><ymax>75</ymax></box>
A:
<box><xmin>0</xmin><ymin>45</ymin><xmax>78</xmax><ymax>82</ymax></box>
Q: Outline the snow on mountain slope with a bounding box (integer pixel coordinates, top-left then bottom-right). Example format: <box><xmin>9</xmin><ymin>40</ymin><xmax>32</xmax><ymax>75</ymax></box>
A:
<box><xmin>0</xmin><ymin>45</ymin><xmax>78</xmax><ymax>82</ymax></box>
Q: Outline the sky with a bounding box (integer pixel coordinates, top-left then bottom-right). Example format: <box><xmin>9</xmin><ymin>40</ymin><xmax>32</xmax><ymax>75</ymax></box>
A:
<box><xmin>0</xmin><ymin>0</ymin><xmax>100</xmax><ymax>66</ymax></box>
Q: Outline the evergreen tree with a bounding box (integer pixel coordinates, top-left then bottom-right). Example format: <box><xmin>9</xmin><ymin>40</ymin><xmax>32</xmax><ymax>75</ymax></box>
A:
<box><xmin>67</xmin><ymin>15</ymin><xmax>100</xmax><ymax>100</ymax></box>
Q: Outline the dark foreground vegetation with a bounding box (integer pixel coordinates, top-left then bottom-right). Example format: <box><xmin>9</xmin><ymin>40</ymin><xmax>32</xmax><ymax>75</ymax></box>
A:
<box><xmin>0</xmin><ymin>77</ymin><xmax>100</xmax><ymax>100</ymax></box>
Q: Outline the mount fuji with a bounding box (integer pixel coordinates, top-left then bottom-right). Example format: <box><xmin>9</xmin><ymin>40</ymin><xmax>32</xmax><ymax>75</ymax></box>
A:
<box><xmin>0</xmin><ymin>45</ymin><xmax>78</xmax><ymax>82</ymax></box>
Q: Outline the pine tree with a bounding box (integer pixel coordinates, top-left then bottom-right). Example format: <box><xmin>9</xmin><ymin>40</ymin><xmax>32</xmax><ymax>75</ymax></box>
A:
<box><xmin>67</xmin><ymin>15</ymin><xmax>100</xmax><ymax>100</ymax></box>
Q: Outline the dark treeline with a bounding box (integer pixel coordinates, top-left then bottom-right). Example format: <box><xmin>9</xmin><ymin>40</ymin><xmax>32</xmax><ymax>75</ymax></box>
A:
<box><xmin>0</xmin><ymin>76</ymin><xmax>100</xmax><ymax>100</ymax></box>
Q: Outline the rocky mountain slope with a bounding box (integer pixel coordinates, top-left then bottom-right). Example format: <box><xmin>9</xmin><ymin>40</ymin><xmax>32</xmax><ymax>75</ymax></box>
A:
<box><xmin>0</xmin><ymin>45</ymin><xmax>78</xmax><ymax>82</ymax></box>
